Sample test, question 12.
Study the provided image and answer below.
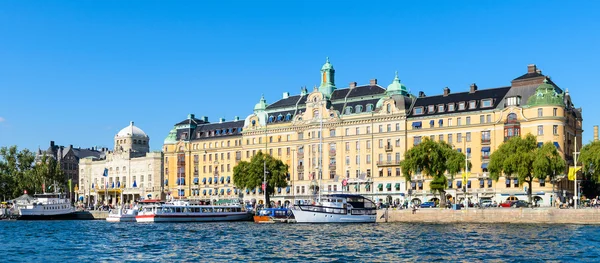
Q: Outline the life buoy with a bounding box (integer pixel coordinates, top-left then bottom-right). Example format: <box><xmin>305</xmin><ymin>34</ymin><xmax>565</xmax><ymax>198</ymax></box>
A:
<box><xmin>342</xmin><ymin>179</ymin><xmax>348</xmax><ymax>186</ymax></box>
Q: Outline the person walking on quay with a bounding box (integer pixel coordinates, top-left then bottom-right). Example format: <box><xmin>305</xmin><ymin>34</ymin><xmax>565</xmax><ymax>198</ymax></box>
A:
<box><xmin>412</xmin><ymin>203</ymin><xmax>417</xmax><ymax>214</ymax></box>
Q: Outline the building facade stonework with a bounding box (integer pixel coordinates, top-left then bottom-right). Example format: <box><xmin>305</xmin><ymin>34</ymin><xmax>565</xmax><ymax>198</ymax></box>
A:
<box><xmin>78</xmin><ymin>122</ymin><xmax>164</xmax><ymax>205</ymax></box>
<box><xmin>163</xmin><ymin>60</ymin><xmax>582</xmax><ymax>207</ymax></box>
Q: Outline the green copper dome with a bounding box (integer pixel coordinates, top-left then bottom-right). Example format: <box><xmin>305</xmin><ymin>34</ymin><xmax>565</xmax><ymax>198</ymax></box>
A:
<box><xmin>321</xmin><ymin>57</ymin><xmax>334</xmax><ymax>70</ymax></box>
<box><xmin>386</xmin><ymin>71</ymin><xmax>408</xmax><ymax>96</ymax></box>
<box><xmin>254</xmin><ymin>94</ymin><xmax>268</xmax><ymax>112</ymax></box>
<box><xmin>163</xmin><ymin>127</ymin><xmax>178</xmax><ymax>144</ymax></box>
<box><xmin>527</xmin><ymin>78</ymin><xmax>565</xmax><ymax>107</ymax></box>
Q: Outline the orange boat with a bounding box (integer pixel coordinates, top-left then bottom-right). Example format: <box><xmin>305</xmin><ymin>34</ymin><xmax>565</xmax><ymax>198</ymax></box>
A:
<box><xmin>253</xmin><ymin>208</ymin><xmax>295</xmax><ymax>223</ymax></box>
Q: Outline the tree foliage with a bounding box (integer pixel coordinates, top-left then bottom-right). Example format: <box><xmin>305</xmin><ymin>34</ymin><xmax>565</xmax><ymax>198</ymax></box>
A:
<box><xmin>489</xmin><ymin>134</ymin><xmax>565</xmax><ymax>203</ymax></box>
<box><xmin>0</xmin><ymin>146</ymin><xmax>65</xmax><ymax>200</ymax></box>
<box><xmin>579</xmin><ymin>141</ymin><xmax>600</xmax><ymax>182</ymax></box>
<box><xmin>400</xmin><ymin>138</ymin><xmax>469</xmax><ymax>205</ymax></box>
<box><xmin>233</xmin><ymin>151</ymin><xmax>289</xmax><ymax>207</ymax></box>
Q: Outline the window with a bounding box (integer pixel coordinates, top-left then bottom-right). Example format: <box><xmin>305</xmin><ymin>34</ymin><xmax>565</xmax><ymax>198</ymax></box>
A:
<box><xmin>457</xmin><ymin>117</ymin><xmax>462</xmax><ymax>126</ymax></box>
<box><xmin>379</xmin><ymin>139</ymin><xmax>383</xmax><ymax>148</ymax></box>
<box><xmin>430</xmin><ymin>135</ymin><xmax>434</xmax><ymax>141</ymax></box>
<box><xmin>466</xmin><ymin>117</ymin><xmax>471</xmax><ymax>125</ymax></box>
<box><xmin>448</xmin><ymin>103</ymin><xmax>455</xmax><ymax>111</ymax></box>
<box><xmin>469</xmin><ymin>101</ymin><xmax>476</xmax><ymax>109</ymax></box>
<box><xmin>366</xmin><ymin>104</ymin><xmax>374</xmax><ymax>112</ymax></box>
<box><xmin>355</xmin><ymin>105</ymin><xmax>363</xmax><ymax>113</ymax></box>
<box><xmin>487</xmin><ymin>114</ymin><xmax>491</xmax><ymax>123</ymax></box>
<box><xmin>345</xmin><ymin>142</ymin><xmax>350</xmax><ymax>151</ymax></box>
<box><xmin>480</xmin><ymin>115</ymin><xmax>485</xmax><ymax>124</ymax></box>
<box><xmin>387</xmin><ymin>168</ymin><xmax>392</xmax><ymax>177</ymax></box>
<box><xmin>506</xmin><ymin>96</ymin><xmax>521</xmax><ymax>106</ymax></box>
<box><xmin>439</xmin><ymin>134</ymin><xmax>444</xmax><ymax>141</ymax></box>
<box><xmin>537</xmin><ymin>125</ymin><xmax>544</xmax><ymax>135</ymax></box>
<box><xmin>378</xmin><ymin>125</ymin><xmax>383</xmax><ymax>133</ymax></box>
<box><xmin>457</xmin><ymin>133</ymin><xmax>462</xmax><ymax>143</ymax></box>
<box><xmin>396</xmin><ymin>168</ymin><xmax>401</xmax><ymax>176</ymax></box>
<box><xmin>355</xmin><ymin>127</ymin><xmax>360</xmax><ymax>135</ymax></box>
<box><xmin>345</xmin><ymin>107</ymin><xmax>352</xmax><ymax>115</ymax></box>
<box><xmin>428</xmin><ymin>105</ymin><xmax>435</xmax><ymax>113</ymax></box>
<box><xmin>458</xmin><ymin>102</ymin><xmax>465</xmax><ymax>110</ymax></box>
<box><xmin>553</xmin><ymin>125</ymin><xmax>558</xmax><ymax>135</ymax></box>
<box><xmin>448</xmin><ymin>118</ymin><xmax>453</xmax><ymax>126</ymax></box>
<box><xmin>481</xmin><ymin>99</ymin><xmax>492</xmax><ymax>108</ymax></box>
<box><xmin>366</xmin><ymin>154</ymin><xmax>371</xmax><ymax>164</ymax></box>
<box><xmin>366</xmin><ymin>169</ymin><xmax>371</xmax><ymax>177</ymax></box>
<box><xmin>345</xmin><ymin>156</ymin><xmax>350</xmax><ymax>165</ymax></box>
<box><xmin>414</xmin><ymin>136</ymin><xmax>422</xmax><ymax>146</ymax></box>
<box><xmin>355</xmin><ymin>155</ymin><xmax>360</xmax><ymax>164</ymax></box>
<box><xmin>298</xmin><ymin>132</ymin><xmax>303</xmax><ymax>140</ymax></box>
<box><xmin>538</xmin><ymin>108</ymin><xmax>543</xmax><ymax>117</ymax></box>
<box><xmin>553</xmin><ymin>108</ymin><xmax>557</xmax><ymax>116</ymax></box>
<box><xmin>395</xmin><ymin>139</ymin><xmax>400</xmax><ymax>147</ymax></box>
<box><xmin>387</xmin><ymin>124</ymin><xmax>391</xmax><ymax>132</ymax></box>
<box><xmin>466</xmin><ymin>132</ymin><xmax>471</xmax><ymax>142</ymax></box>
<box><xmin>439</xmin><ymin>119</ymin><xmax>443</xmax><ymax>128</ymax></box>
<box><xmin>482</xmin><ymin>131</ymin><xmax>491</xmax><ymax>142</ymax></box>
<box><xmin>540</xmin><ymin>179</ymin><xmax>546</xmax><ymax>187</ymax></box>
<box><xmin>438</xmin><ymin>105</ymin><xmax>445</xmax><ymax>113</ymax></box>
<box><xmin>366</xmin><ymin>140</ymin><xmax>371</xmax><ymax>149</ymax></box>
<box><xmin>395</xmin><ymin>152</ymin><xmax>400</xmax><ymax>162</ymax></box>
<box><xmin>355</xmin><ymin>141</ymin><xmax>360</xmax><ymax>150</ymax></box>
<box><xmin>345</xmin><ymin>128</ymin><xmax>350</xmax><ymax>136</ymax></box>
<box><xmin>386</xmin><ymin>104</ymin><xmax>391</xmax><ymax>113</ymax></box>
<box><xmin>448</xmin><ymin>134</ymin><xmax>453</xmax><ymax>144</ymax></box>
<box><xmin>414</xmin><ymin>107</ymin><xmax>424</xmax><ymax>115</ymax></box>
<box><xmin>396</xmin><ymin>123</ymin><xmax>400</xmax><ymax>131</ymax></box>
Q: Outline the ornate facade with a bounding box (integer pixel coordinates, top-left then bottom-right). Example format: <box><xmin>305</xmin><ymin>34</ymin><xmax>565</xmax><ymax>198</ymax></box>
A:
<box><xmin>78</xmin><ymin>122</ymin><xmax>164</xmax><ymax>206</ymax></box>
<box><xmin>163</xmin><ymin>60</ymin><xmax>582</xmax><ymax>207</ymax></box>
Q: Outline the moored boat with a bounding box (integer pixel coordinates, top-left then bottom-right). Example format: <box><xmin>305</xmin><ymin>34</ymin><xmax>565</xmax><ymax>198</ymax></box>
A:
<box><xmin>291</xmin><ymin>194</ymin><xmax>377</xmax><ymax>223</ymax></box>
<box><xmin>135</xmin><ymin>200</ymin><xmax>252</xmax><ymax>223</ymax></box>
<box><xmin>106</xmin><ymin>200</ymin><xmax>162</xmax><ymax>222</ymax></box>
<box><xmin>15</xmin><ymin>193</ymin><xmax>75</xmax><ymax>220</ymax></box>
<box><xmin>253</xmin><ymin>207</ymin><xmax>294</xmax><ymax>223</ymax></box>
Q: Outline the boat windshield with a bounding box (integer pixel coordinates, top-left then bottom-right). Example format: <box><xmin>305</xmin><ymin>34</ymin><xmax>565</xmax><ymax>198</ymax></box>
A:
<box><xmin>346</xmin><ymin>197</ymin><xmax>376</xmax><ymax>209</ymax></box>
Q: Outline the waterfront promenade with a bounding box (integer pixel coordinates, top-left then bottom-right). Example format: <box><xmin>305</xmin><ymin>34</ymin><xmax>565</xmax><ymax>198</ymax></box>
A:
<box><xmin>377</xmin><ymin>207</ymin><xmax>600</xmax><ymax>224</ymax></box>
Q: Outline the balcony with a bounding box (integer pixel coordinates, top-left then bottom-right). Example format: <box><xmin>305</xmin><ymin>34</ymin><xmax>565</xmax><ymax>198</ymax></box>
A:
<box><xmin>297</xmin><ymin>165</ymin><xmax>304</xmax><ymax>173</ymax></box>
<box><xmin>385</xmin><ymin>145</ymin><xmax>393</xmax><ymax>152</ymax></box>
<box><xmin>297</xmin><ymin>152</ymin><xmax>304</xmax><ymax>159</ymax></box>
<box><xmin>329</xmin><ymin>164</ymin><xmax>337</xmax><ymax>170</ymax></box>
<box><xmin>376</xmin><ymin>160</ymin><xmax>401</xmax><ymax>167</ymax></box>
<box><xmin>329</xmin><ymin>149</ymin><xmax>336</xmax><ymax>156</ymax></box>
<box><xmin>481</xmin><ymin>138</ymin><xmax>491</xmax><ymax>144</ymax></box>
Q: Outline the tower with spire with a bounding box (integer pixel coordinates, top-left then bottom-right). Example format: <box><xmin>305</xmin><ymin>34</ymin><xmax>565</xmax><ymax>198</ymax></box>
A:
<box><xmin>318</xmin><ymin>57</ymin><xmax>336</xmax><ymax>99</ymax></box>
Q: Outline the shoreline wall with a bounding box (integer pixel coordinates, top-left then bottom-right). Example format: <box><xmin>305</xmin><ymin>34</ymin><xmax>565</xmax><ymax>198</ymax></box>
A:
<box><xmin>376</xmin><ymin>208</ymin><xmax>600</xmax><ymax>224</ymax></box>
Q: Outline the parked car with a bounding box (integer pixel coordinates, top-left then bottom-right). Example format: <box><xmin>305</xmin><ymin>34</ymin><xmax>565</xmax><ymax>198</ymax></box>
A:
<box><xmin>481</xmin><ymin>199</ymin><xmax>496</xmax><ymax>207</ymax></box>
<box><xmin>499</xmin><ymin>201</ymin><xmax>514</xmax><ymax>208</ymax></box>
<box><xmin>512</xmin><ymin>200</ymin><xmax>530</xmax><ymax>208</ymax></box>
<box><xmin>420</xmin><ymin>201</ymin><xmax>436</xmax><ymax>208</ymax></box>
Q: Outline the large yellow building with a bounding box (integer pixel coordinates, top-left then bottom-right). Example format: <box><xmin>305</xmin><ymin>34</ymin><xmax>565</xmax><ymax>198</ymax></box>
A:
<box><xmin>163</xmin><ymin>60</ymin><xmax>582</xmax><ymax>207</ymax></box>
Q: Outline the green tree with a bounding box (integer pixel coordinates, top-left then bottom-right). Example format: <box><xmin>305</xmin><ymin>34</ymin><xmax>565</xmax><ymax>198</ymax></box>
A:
<box><xmin>0</xmin><ymin>146</ymin><xmax>35</xmax><ymax>199</ymax></box>
<box><xmin>233</xmin><ymin>151</ymin><xmax>289</xmax><ymax>207</ymax></box>
<box><xmin>489</xmin><ymin>134</ymin><xmax>565</xmax><ymax>204</ymax></box>
<box><xmin>400</xmin><ymin>138</ymin><xmax>468</xmax><ymax>206</ymax></box>
<box><xmin>580</xmin><ymin>141</ymin><xmax>600</xmax><ymax>182</ymax></box>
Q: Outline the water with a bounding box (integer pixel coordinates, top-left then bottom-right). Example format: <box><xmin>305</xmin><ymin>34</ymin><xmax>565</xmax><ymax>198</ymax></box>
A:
<box><xmin>2</xmin><ymin>221</ymin><xmax>599</xmax><ymax>262</ymax></box>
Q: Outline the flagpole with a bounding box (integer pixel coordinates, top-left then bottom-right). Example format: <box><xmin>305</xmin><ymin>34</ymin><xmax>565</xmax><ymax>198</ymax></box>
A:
<box><xmin>574</xmin><ymin>136</ymin><xmax>578</xmax><ymax>209</ymax></box>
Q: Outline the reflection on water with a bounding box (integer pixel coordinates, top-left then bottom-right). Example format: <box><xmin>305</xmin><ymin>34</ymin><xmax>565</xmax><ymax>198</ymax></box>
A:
<box><xmin>2</xmin><ymin>221</ymin><xmax>599</xmax><ymax>262</ymax></box>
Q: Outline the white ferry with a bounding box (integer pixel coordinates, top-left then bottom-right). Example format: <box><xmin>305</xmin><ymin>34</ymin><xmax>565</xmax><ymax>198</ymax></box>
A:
<box><xmin>16</xmin><ymin>193</ymin><xmax>75</xmax><ymax>220</ymax></box>
<box><xmin>135</xmin><ymin>200</ymin><xmax>253</xmax><ymax>223</ymax></box>
<box><xmin>106</xmin><ymin>200</ymin><xmax>163</xmax><ymax>222</ymax></box>
<box><xmin>291</xmin><ymin>194</ymin><xmax>377</xmax><ymax>223</ymax></box>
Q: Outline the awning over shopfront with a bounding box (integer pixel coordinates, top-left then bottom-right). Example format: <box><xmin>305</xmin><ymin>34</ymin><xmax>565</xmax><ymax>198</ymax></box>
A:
<box><xmin>395</xmin><ymin>183</ymin><xmax>401</xmax><ymax>190</ymax></box>
<box><xmin>386</xmin><ymin>183</ymin><xmax>392</xmax><ymax>189</ymax></box>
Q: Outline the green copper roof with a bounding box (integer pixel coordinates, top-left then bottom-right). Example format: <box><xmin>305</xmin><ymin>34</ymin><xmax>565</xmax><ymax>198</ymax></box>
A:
<box><xmin>163</xmin><ymin>127</ymin><xmax>178</xmax><ymax>144</ymax></box>
<box><xmin>321</xmin><ymin>57</ymin><xmax>334</xmax><ymax>70</ymax></box>
<box><xmin>386</xmin><ymin>71</ymin><xmax>408</xmax><ymax>96</ymax></box>
<box><xmin>254</xmin><ymin>94</ymin><xmax>268</xmax><ymax>112</ymax></box>
<box><xmin>527</xmin><ymin>78</ymin><xmax>565</xmax><ymax>107</ymax></box>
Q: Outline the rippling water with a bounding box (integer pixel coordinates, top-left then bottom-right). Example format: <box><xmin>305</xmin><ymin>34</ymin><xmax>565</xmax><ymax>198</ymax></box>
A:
<box><xmin>2</xmin><ymin>220</ymin><xmax>599</xmax><ymax>262</ymax></box>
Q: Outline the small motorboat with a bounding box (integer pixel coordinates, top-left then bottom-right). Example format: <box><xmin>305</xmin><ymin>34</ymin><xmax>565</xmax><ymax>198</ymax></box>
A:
<box><xmin>253</xmin><ymin>207</ymin><xmax>295</xmax><ymax>223</ymax></box>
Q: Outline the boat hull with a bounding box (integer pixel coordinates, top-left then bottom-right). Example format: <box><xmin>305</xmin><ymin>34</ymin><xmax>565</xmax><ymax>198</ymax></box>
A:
<box><xmin>18</xmin><ymin>212</ymin><xmax>77</xmax><ymax>220</ymax></box>
<box><xmin>106</xmin><ymin>215</ymin><xmax>137</xmax><ymax>222</ymax></box>
<box><xmin>136</xmin><ymin>212</ymin><xmax>253</xmax><ymax>223</ymax></box>
<box><xmin>292</xmin><ymin>209</ymin><xmax>376</xmax><ymax>223</ymax></box>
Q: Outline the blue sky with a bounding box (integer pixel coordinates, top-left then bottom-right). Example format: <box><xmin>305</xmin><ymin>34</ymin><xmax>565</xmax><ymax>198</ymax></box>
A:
<box><xmin>1</xmin><ymin>1</ymin><xmax>598</xmax><ymax>152</ymax></box>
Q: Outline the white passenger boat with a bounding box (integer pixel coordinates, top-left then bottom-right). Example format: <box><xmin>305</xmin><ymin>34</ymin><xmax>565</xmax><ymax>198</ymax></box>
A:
<box><xmin>106</xmin><ymin>207</ymin><xmax>139</xmax><ymax>222</ymax></box>
<box><xmin>135</xmin><ymin>200</ymin><xmax>253</xmax><ymax>223</ymax></box>
<box><xmin>291</xmin><ymin>194</ymin><xmax>377</xmax><ymax>223</ymax></box>
<box><xmin>15</xmin><ymin>193</ymin><xmax>75</xmax><ymax>220</ymax></box>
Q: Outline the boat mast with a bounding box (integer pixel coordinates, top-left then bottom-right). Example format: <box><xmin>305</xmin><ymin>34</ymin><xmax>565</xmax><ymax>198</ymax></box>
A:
<box><xmin>318</xmin><ymin>101</ymin><xmax>323</xmax><ymax>203</ymax></box>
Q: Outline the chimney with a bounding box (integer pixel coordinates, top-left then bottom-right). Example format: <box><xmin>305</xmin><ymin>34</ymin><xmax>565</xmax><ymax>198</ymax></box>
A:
<box><xmin>201</xmin><ymin>116</ymin><xmax>208</xmax><ymax>122</ymax></box>
<box><xmin>595</xmin><ymin>125</ymin><xmax>599</xmax><ymax>142</ymax></box>
<box><xmin>527</xmin><ymin>64</ymin><xmax>537</xmax><ymax>74</ymax></box>
<box><xmin>369</xmin><ymin>79</ymin><xmax>377</xmax><ymax>86</ymax></box>
<box><xmin>282</xmin><ymin>92</ymin><xmax>290</xmax><ymax>99</ymax></box>
<box><xmin>69</xmin><ymin>144</ymin><xmax>73</xmax><ymax>149</ymax></box>
<box><xmin>187</xmin><ymin>114</ymin><xmax>195</xmax><ymax>120</ymax></box>
<box><xmin>234</xmin><ymin>116</ymin><xmax>240</xmax><ymax>121</ymax></box>
<box><xmin>50</xmin><ymin>141</ymin><xmax>55</xmax><ymax>147</ymax></box>
<box><xmin>443</xmin><ymin>87</ymin><xmax>450</xmax><ymax>97</ymax></box>
<box><xmin>349</xmin><ymin>82</ymin><xmax>357</xmax><ymax>89</ymax></box>
<box><xmin>470</xmin><ymin>83</ymin><xmax>478</xmax><ymax>93</ymax></box>
<box><xmin>418</xmin><ymin>91</ymin><xmax>426</xmax><ymax>98</ymax></box>
<box><xmin>219</xmin><ymin>118</ymin><xmax>225</xmax><ymax>123</ymax></box>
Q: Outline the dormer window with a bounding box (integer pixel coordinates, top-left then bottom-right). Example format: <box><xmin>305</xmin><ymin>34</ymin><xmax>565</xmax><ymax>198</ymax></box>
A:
<box><xmin>268</xmin><ymin>116</ymin><xmax>274</xmax><ymax>123</ymax></box>
<box><xmin>469</xmin><ymin>101</ymin><xmax>477</xmax><ymax>109</ymax></box>
<box><xmin>366</xmin><ymin>104</ymin><xmax>374</xmax><ymax>112</ymax></box>
<box><xmin>285</xmin><ymin>113</ymin><xmax>292</xmax><ymax>121</ymax></box>
<box><xmin>355</xmin><ymin>105</ymin><xmax>363</xmax><ymax>113</ymax></box>
<box><xmin>345</xmin><ymin>107</ymin><xmax>352</xmax><ymax>115</ymax></box>
<box><xmin>277</xmin><ymin>115</ymin><xmax>283</xmax><ymax>121</ymax></box>
<box><xmin>414</xmin><ymin>107</ymin><xmax>424</xmax><ymax>115</ymax></box>
<box><xmin>458</xmin><ymin>102</ymin><xmax>466</xmax><ymax>110</ymax></box>
<box><xmin>506</xmin><ymin>96</ymin><xmax>521</xmax><ymax>107</ymax></box>
<box><xmin>428</xmin><ymin>105</ymin><xmax>435</xmax><ymax>113</ymax></box>
<box><xmin>437</xmin><ymin>104</ymin><xmax>445</xmax><ymax>113</ymax></box>
<box><xmin>448</xmin><ymin>103</ymin><xmax>455</xmax><ymax>111</ymax></box>
<box><xmin>481</xmin><ymin>99</ymin><xmax>493</xmax><ymax>108</ymax></box>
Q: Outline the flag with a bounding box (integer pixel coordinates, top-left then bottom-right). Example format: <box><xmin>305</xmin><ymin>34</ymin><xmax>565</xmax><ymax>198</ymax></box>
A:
<box><xmin>68</xmin><ymin>179</ymin><xmax>72</xmax><ymax>193</ymax></box>
<box><xmin>568</xmin><ymin>167</ymin><xmax>582</xmax><ymax>181</ymax></box>
<box><xmin>103</xmin><ymin>168</ymin><xmax>109</xmax><ymax>177</ymax></box>
<box><xmin>462</xmin><ymin>172</ymin><xmax>470</xmax><ymax>186</ymax></box>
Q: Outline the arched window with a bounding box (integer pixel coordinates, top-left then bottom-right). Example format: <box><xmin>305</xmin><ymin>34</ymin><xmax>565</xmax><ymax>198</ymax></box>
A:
<box><xmin>345</xmin><ymin>107</ymin><xmax>352</xmax><ymax>115</ymax></box>
<box><xmin>314</xmin><ymin>110</ymin><xmax>319</xmax><ymax>119</ymax></box>
<box><xmin>285</xmin><ymin>113</ymin><xmax>292</xmax><ymax>121</ymax></box>
<box><xmin>216</xmin><ymin>130</ymin><xmax>220</xmax><ymax>135</ymax></box>
<box><xmin>268</xmin><ymin>116</ymin><xmax>274</xmax><ymax>123</ymax></box>
<box><xmin>277</xmin><ymin>114</ymin><xmax>283</xmax><ymax>121</ymax></box>
<box><xmin>387</xmin><ymin>104</ymin><xmax>391</xmax><ymax>113</ymax></box>
<box><xmin>355</xmin><ymin>105</ymin><xmax>363</xmax><ymax>113</ymax></box>
<box><xmin>366</xmin><ymin>104</ymin><xmax>374</xmax><ymax>112</ymax></box>
<box><xmin>507</xmin><ymin>113</ymin><xmax>517</xmax><ymax>123</ymax></box>
<box><xmin>251</xmin><ymin>120</ymin><xmax>256</xmax><ymax>126</ymax></box>
<box><xmin>238</xmin><ymin>127</ymin><xmax>243</xmax><ymax>132</ymax></box>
